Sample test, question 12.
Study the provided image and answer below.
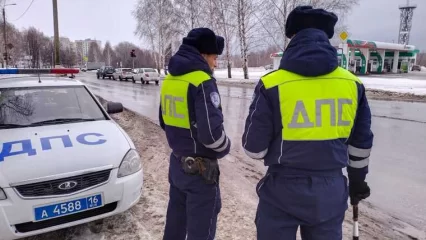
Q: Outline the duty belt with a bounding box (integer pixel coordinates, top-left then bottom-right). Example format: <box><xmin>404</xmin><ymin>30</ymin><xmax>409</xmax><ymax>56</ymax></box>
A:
<box><xmin>173</xmin><ymin>153</ymin><xmax>219</xmax><ymax>184</ymax></box>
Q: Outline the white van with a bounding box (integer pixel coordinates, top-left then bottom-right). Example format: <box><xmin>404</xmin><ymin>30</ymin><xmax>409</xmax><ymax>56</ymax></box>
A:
<box><xmin>0</xmin><ymin>69</ymin><xmax>143</xmax><ymax>240</ymax></box>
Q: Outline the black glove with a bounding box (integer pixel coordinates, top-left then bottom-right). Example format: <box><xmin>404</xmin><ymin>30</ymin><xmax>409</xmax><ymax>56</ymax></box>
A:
<box><xmin>349</xmin><ymin>181</ymin><xmax>371</xmax><ymax>205</ymax></box>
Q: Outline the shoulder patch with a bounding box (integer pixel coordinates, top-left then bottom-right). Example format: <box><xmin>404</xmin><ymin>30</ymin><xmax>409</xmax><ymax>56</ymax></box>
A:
<box><xmin>210</xmin><ymin>92</ymin><xmax>221</xmax><ymax>108</ymax></box>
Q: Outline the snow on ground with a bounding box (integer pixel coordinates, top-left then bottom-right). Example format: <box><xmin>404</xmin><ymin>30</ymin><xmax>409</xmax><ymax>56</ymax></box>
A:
<box><xmin>360</xmin><ymin>77</ymin><xmax>426</xmax><ymax>95</ymax></box>
<box><xmin>422</xmin><ymin>66</ymin><xmax>426</xmax><ymax>71</ymax></box>
<box><xmin>25</xmin><ymin>102</ymin><xmax>424</xmax><ymax>240</ymax></box>
<box><xmin>213</xmin><ymin>68</ymin><xmax>426</xmax><ymax>96</ymax></box>
<box><xmin>213</xmin><ymin>67</ymin><xmax>271</xmax><ymax>80</ymax></box>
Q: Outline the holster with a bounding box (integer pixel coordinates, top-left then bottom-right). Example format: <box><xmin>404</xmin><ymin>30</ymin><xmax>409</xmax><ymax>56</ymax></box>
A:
<box><xmin>181</xmin><ymin>156</ymin><xmax>219</xmax><ymax>184</ymax></box>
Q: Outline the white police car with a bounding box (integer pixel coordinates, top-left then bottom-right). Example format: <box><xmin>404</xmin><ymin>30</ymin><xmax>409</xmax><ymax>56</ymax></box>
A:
<box><xmin>0</xmin><ymin>69</ymin><xmax>143</xmax><ymax>239</ymax></box>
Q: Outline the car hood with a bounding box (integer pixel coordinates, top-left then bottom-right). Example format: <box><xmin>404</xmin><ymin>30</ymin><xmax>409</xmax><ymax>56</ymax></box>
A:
<box><xmin>0</xmin><ymin>120</ymin><xmax>131</xmax><ymax>187</ymax></box>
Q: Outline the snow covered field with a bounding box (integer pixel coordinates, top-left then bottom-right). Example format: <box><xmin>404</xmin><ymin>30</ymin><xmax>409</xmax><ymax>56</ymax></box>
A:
<box><xmin>360</xmin><ymin>77</ymin><xmax>426</xmax><ymax>95</ymax></box>
<box><xmin>213</xmin><ymin>67</ymin><xmax>426</xmax><ymax>96</ymax></box>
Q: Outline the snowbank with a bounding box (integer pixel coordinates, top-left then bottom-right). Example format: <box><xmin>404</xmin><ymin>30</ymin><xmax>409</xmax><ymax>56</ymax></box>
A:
<box><xmin>359</xmin><ymin>77</ymin><xmax>426</xmax><ymax>95</ymax></box>
<box><xmin>214</xmin><ymin>67</ymin><xmax>271</xmax><ymax>80</ymax></box>
<box><xmin>214</xmin><ymin>68</ymin><xmax>426</xmax><ymax>97</ymax></box>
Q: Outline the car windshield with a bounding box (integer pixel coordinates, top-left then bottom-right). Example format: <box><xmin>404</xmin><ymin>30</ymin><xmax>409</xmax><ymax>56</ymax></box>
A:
<box><xmin>122</xmin><ymin>68</ymin><xmax>132</xmax><ymax>73</ymax></box>
<box><xmin>0</xmin><ymin>86</ymin><xmax>106</xmax><ymax>128</ymax></box>
<box><xmin>144</xmin><ymin>69</ymin><xmax>156</xmax><ymax>72</ymax></box>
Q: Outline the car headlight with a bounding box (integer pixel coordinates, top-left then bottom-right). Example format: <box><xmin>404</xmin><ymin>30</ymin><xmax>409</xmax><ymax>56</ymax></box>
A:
<box><xmin>0</xmin><ymin>188</ymin><xmax>7</xmax><ymax>200</ymax></box>
<box><xmin>117</xmin><ymin>149</ymin><xmax>142</xmax><ymax>178</ymax></box>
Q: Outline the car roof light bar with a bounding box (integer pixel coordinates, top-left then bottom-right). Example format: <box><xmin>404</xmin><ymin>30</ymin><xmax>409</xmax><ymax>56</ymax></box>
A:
<box><xmin>0</xmin><ymin>68</ymin><xmax>80</xmax><ymax>75</ymax></box>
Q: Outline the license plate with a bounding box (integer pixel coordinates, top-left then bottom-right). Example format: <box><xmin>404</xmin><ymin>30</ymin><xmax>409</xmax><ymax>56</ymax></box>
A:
<box><xmin>34</xmin><ymin>194</ymin><xmax>103</xmax><ymax>221</ymax></box>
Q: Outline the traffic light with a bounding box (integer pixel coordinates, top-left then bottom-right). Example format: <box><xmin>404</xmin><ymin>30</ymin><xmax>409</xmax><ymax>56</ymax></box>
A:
<box><xmin>3</xmin><ymin>53</ymin><xmax>10</xmax><ymax>61</ymax></box>
<box><xmin>130</xmin><ymin>49</ymin><xmax>136</xmax><ymax>58</ymax></box>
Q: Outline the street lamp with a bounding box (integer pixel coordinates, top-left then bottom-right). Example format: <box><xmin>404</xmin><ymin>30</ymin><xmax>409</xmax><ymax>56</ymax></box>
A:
<box><xmin>3</xmin><ymin>3</ymin><xmax>17</xmax><ymax>68</ymax></box>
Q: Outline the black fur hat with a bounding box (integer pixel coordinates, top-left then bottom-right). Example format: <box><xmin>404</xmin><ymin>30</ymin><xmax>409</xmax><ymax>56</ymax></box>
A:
<box><xmin>183</xmin><ymin>28</ymin><xmax>225</xmax><ymax>55</ymax></box>
<box><xmin>285</xmin><ymin>6</ymin><xmax>338</xmax><ymax>39</ymax></box>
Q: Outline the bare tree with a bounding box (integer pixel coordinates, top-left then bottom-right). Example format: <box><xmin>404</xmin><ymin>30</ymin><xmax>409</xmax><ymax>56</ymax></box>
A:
<box><xmin>103</xmin><ymin>41</ymin><xmax>115</xmax><ymax>66</ymax></box>
<box><xmin>113</xmin><ymin>42</ymin><xmax>155</xmax><ymax>68</ymax></box>
<box><xmin>88</xmin><ymin>42</ymin><xmax>102</xmax><ymax>62</ymax></box>
<box><xmin>60</xmin><ymin>46</ymin><xmax>77</xmax><ymax>67</ymax></box>
<box><xmin>172</xmin><ymin>0</ymin><xmax>205</xmax><ymax>34</ymax></box>
<box><xmin>134</xmin><ymin>0</ymin><xmax>177</xmax><ymax>72</ymax></box>
<box><xmin>213</xmin><ymin>0</ymin><xmax>238</xmax><ymax>78</ymax></box>
<box><xmin>39</xmin><ymin>37</ymin><xmax>54</xmax><ymax>68</ymax></box>
<box><xmin>236</xmin><ymin>0</ymin><xmax>263</xmax><ymax>79</ymax></box>
<box><xmin>24</xmin><ymin>27</ymin><xmax>43</xmax><ymax>68</ymax></box>
<box><xmin>0</xmin><ymin>23</ymin><xmax>26</xmax><ymax>67</ymax></box>
<box><xmin>258</xmin><ymin>0</ymin><xmax>359</xmax><ymax>51</ymax></box>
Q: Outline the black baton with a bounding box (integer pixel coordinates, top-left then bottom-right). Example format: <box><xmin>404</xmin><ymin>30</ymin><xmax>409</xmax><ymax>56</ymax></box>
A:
<box><xmin>353</xmin><ymin>205</ymin><xmax>359</xmax><ymax>240</ymax></box>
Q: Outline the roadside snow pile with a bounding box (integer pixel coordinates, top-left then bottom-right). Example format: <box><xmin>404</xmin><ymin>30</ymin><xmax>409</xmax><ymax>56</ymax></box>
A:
<box><xmin>214</xmin><ymin>67</ymin><xmax>271</xmax><ymax>80</ymax></box>
<box><xmin>215</xmin><ymin>72</ymin><xmax>426</xmax><ymax>97</ymax></box>
<box><xmin>422</xmin><ymin>66</ymin><xmax>426</xmax><ymax>71</ymax></box>
<box><xmin>359</xmin><ymin>77</ymin><xmax>426</xmax><ymax>95</ymax></box>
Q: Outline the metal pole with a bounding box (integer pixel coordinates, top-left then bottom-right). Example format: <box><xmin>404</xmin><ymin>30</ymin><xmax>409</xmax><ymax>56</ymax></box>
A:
<box><xmin>52</xmin><ymin>0</ymin><xmax>60</xmax><ymax>66</ymax></box>
<box><xmin>3</xmin><ymin>7</ymin><xmax>8</xmax><ymax>68</ymax></box>
<box><xmin>353</xmin><ymin>205</ymin><xmax>359</xmax><ymax>240</ymax></box>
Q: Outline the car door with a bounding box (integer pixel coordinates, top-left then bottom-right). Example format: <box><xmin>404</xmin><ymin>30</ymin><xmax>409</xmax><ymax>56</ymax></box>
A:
<box><xmin>114</xmin><ymin>68</ymin><xmax>121</xmax><ymax>78</ymax></box>
<box><xmin>136</xmin><ymin>69</ymin><xmax>142</xmax><ymax>79</ymax></box>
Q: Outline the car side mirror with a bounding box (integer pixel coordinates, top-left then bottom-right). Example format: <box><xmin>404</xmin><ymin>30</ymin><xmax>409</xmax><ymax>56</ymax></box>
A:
<box><xmin>106</xmin><ymin>102</ymin><xmax>123</xmax><ymax>114</ymax></box>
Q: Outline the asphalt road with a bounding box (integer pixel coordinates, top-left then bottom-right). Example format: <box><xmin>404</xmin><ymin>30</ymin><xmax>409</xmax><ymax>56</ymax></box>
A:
<box><xmin>79</xmin><ymin>72</ymin><xmax>426</xmax><ymax>232</ymax></box>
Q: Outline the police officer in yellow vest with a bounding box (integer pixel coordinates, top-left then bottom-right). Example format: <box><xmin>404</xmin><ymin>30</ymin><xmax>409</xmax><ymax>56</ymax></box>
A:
<box><xmin>159</xmin><ymin>28</ymin><xmax>231</xmax><ymax>240</ymax></box>
<box><xmin>242</xmin><ymin>6</ymin><xmax>374</xmax><ymax>240</ymax></box>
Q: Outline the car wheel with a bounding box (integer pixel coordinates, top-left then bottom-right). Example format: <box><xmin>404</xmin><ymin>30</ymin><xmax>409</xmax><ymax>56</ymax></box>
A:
<box><xmin>102</xmin><ymin>75</ymin><xmax>105</xmax><ymax>79</ymax></box>
<box><xmin>109</xmin><ymin>76</ymin><xmax>111</xmax><ymax>80</ymax></box>
<box><xmin>132</xmin><ymin>77</ymin><xmax>135</xmax><ymax>83</ymax></box>
<box><xmin>155</xmin><ymin>80</ymin><xmax>159</xmax><ymax>85</ymax></box>
<box><xmin>112</xmin><ymin>76</ymin><xmax>116</xmax><ymax>80</ymax></box>
<box><xmin>119</xmin><ymin>76</ymin><xmax>122</xmax><ymax>81</ymax></box>
<box><xmin>141</xmin><ymin>78</ymin><xmax>145</xmax><ymax>84</ymax></box>
<box><xmin>97</xmin><ymin>75</ymin><xmax>99</xmax><ymax>79</ymax></box>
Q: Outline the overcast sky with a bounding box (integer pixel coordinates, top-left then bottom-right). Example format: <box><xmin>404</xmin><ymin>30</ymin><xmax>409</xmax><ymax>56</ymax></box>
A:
<box><xmin>5</xmin><ymin>0</ymin><xmax>426</xmax><ymax>50</ymax></box>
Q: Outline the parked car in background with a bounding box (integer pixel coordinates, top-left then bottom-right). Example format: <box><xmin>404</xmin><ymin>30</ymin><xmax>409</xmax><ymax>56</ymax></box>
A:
<box><xmin>412</xmin><ymin>65</ymin><xmax>421</xmax><ymax>71</ymax></box>
<box><xmin>133</xmin><ymin>68</ymin><xmax>160</xmax><ymax>85</ymax></box>
<box><xmin>112</xmin><ymin>68</ymin><xmax>134</xmax><ymax>81</ymax></box>
<box><xmin>97</xmin><ymin>66</ymin><xmax>115</xmax><ymax>79</ymax></box>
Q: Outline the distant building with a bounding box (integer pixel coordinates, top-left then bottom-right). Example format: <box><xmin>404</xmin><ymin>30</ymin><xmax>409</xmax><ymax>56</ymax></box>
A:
<box><xmin>75</xmin><ymin>38</ymin><xmax>102</xmax><ymax>58</ymax></box>
<box><xmin>50</xmin><ymin>37</ymin><xmax>75</xmax><ymax>50</ymax></box>
<box><xmin>271</xmin><ymin>39</ymin><xmax>420</xmax><ymax>74</ymax></box>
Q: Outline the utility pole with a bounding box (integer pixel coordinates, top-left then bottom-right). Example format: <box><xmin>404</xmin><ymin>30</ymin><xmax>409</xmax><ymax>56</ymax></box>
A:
<box><xmin>52</xmin><ymin>0</ymin><xmax>60</xmax><ymax>66</ymax></box>
<box><xmin>3</xmin><ymin>7</ymin><xmax>7</xmax><ymax>68</ymax></box>
<box><xmin>2</xmin><ymin>3</ymin><xmax>16</xmax><ymax>68</ymax></box>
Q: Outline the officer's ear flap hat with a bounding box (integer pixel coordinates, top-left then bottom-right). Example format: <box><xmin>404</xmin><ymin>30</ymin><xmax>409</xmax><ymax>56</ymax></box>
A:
<box><xmin>183</xmin><ymin>27</ymin><xmax>225</xmax><ymax>55</ymax></box>
<box><xmin>285</xmin><ymin>5</ymin><xmax>338</xmax><ymax>39</ymax></box>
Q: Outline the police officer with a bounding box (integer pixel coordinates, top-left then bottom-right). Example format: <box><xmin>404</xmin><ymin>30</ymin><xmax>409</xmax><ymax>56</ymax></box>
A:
<box><xmin>242</xmin><ymin>6</ymin><xmax>373</xmax><ymax>240</ymax></box>
<box><xmin>159</xmin><ymin>28</ymin><xmax>231</xmax><ymax>240</ymax></box>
